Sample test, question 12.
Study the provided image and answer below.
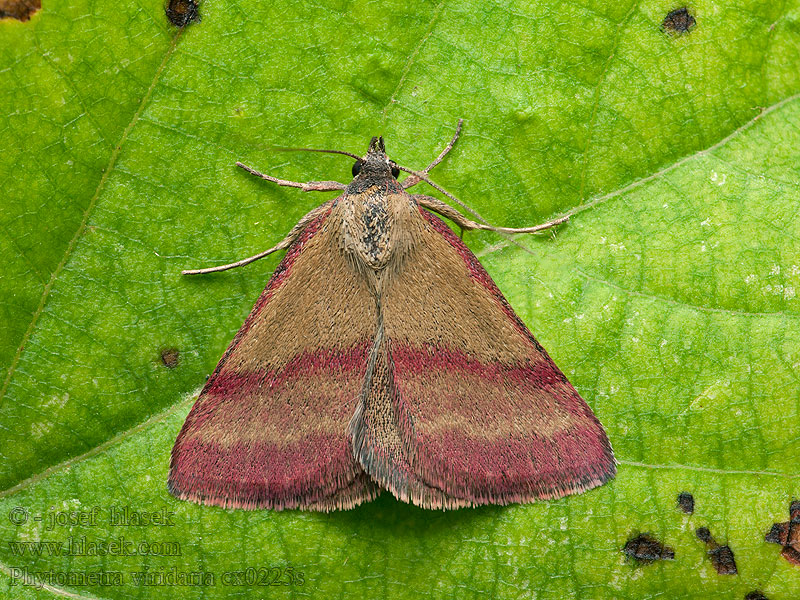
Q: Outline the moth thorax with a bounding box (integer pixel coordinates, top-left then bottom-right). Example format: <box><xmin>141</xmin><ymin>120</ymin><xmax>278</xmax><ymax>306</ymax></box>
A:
<box><xmin>344</xmin><ymin>188</ymin><xmax>396</xmax><ymax>270</ymax></box>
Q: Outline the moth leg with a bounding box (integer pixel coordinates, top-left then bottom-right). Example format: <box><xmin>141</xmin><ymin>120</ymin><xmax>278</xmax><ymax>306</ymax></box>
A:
<box><xmin>182</xmin><ymin>201</ymin><xmax>333</xmax><ymax>275</ymax></box>
<box><xmin>413</xmin><ymin>194</ymin><xmax>569</xmax><ymax>234</ymax></box>
<box><xmin>236</xmin><ymin>161</ymin><xmax>346</xmax><ymax>192</ymax></box>
<box><xmin>402</xmin><ymin>119</ymin><xmax>463</xmax><ymax>189</ymax></box>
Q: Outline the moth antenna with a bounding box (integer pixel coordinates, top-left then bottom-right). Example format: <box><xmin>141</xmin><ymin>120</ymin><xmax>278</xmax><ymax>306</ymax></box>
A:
<box><xmin>270</xmin><ymin>147</ymin><xmax>363</xmax><ymax>161</ymax></box>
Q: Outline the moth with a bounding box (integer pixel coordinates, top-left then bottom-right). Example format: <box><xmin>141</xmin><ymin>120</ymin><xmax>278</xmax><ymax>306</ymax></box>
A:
<box><xmin>169</xmin><ymin>122</ymin><xmax>615</xmax><ymax>510</ymax></box>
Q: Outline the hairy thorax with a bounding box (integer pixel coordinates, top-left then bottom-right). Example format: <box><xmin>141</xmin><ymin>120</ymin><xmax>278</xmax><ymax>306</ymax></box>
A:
<box><xmin>340</xmin><ymin>181</ymin><xmax>417</xmax><ymax>273</ymax></box>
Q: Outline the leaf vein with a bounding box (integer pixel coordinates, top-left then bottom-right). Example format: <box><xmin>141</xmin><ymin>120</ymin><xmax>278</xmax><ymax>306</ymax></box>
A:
<box><xmin>0</xmin><ymin>33</ymin><xmax>185</xmax><ymax>409</ymax></box>
<box><xmin>575</xmin><ymin>267</ymin><xmax>798</xmax><ymax>319</ymax></box>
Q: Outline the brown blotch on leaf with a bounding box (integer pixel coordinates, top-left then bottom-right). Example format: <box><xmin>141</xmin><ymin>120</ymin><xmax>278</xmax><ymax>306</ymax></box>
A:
<box><xmin>710</xmin><ymin>546</ymin><xmax>738</xmax><ymax>575</ymax></box>
<box><xmin>695</xmin><ymin>526</ymin><xmax>712</xmax><ymax>543</ymax></box>
<box><xmin>160</xmin><ymin>348</ymin><xmax>180</xmax><ymax>369</ymax></box>
<box><xmin>165</xmin><ymin>0</ymin><xmax>200</xmax><ymax>27</ymax></box>
<box><xmin>0</xmin><ymin>0</ymin><xmax>40</xmax><ymax>21</ymax></box>
<box><xmin>745</xmin><ymin>592</ymin><xmax>769</xmax><ymax>600</ymax></box>
<box><xmin>677</xmin><ymin>492</ymin><xmax>695</xmax><ymax>514</ymax></box>
<box><xmin>765</xmin><ymin>500</ymin><xmax>800</xmax><ymax>567</ymax></box>
<box><xmin>696</xmin><ymin>526</ymin><xmax>738</xmax><ymax>575</ymax></box>
<box><xmin>623</xmin><ymin>533</ymin><xmax>675</xmax><ymax>564</ymax></box>
<box><xmin>662</xmin><ymin>7</ymin><xmax>696</xmax><ymax>34</ymax></box>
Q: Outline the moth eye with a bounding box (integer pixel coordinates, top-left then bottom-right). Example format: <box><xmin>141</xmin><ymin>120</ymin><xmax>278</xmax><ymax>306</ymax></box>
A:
<box><xmin>391</xmin><ymin>164</ymin><xmax>400</xmax><ymax>178</ymax></box>
<box><xmin>352</xmin><ymin>160</ymin><xmax>363</xmax><ymax>177</ymax></box>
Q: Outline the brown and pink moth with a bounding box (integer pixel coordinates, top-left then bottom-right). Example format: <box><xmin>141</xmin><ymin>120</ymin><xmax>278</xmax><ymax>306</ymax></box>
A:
<box><xmin>168</xmin><ymin>121</ymin><xmax>615</xmax><ymax>511</ymax></box>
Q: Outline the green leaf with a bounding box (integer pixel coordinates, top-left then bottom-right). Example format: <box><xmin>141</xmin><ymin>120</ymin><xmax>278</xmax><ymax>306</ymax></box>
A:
<box><xmin>2</xmin><ymin>0</ymin><xmax>799</xmax><ymax>598</ymax></box>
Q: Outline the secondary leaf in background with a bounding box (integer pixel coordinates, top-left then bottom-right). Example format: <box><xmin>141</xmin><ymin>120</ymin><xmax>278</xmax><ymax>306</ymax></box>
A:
<box><xmin>1</xmin><ymin>0</ymin><xmax>799</xmax><ymax>598</ymax></box>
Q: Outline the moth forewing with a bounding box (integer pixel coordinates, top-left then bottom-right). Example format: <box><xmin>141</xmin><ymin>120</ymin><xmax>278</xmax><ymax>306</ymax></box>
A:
<box><xmin>170</xmin><ymin>124</ymin><xmax>615</xmax><ymax>510</ymax></box>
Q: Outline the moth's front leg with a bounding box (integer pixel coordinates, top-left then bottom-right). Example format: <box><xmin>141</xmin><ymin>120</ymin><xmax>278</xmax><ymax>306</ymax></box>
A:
<box><xmin>402</xmin><ymin>119</ymin><xmax>463</xmax><ymax>190</ymax></box>
<box><xmin>236</xmin><ymin>161</ymin><xmax>346</xmax><ymax>192</ymax></box>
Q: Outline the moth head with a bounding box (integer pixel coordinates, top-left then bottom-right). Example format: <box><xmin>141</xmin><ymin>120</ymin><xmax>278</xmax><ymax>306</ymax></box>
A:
<box><xmin>352</xmin><ymin>136</ymin><xmax>400</xmax><ymax>179</ymax></box>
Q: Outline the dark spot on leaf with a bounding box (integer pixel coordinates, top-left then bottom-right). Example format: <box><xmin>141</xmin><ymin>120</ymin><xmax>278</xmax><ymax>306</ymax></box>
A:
<box><xmin>745</xmin><ymin>592</ymin><xmax>769</xmax><ymax>600</ymax></box>
<box><xmin>710</xmin><ymin>546</ymin><xmax>738</xmax><ymax>575</ymax></box>
<box><xmin>623</xmin><ymin>533</ymin><xmax>675</xmax><ymax>564</ymax></box>
<box><xmin>160</xmin><ymin>348</ymin><xmax>180</xmax><ymax>369</ymax></box>
<box><xmin>662</xmin><ymin>7</ymin><xmax>696</xmax><ymax>34</ymax></box>
<box><xmin>696</xmin><ymin>526</ymin><xmax>738</xmax><ymax>575</ymax></box>
<box><xmin>695</xmin><ymin>526</ymin><xmax>712</xmax><ymax>542</ymax></box>
<box><xmin>165</xmin><ymin>0</ymin><xmax>200</xmax><ymax>27</ymax></box>
<box><xmin>765</xmin><ymin>500</ymin><xmax>800</xmax><ymax>567</ymax></box>
<box><xmin>0</xmin><ymin>0</ymin><xmax>40</xmax><ymax>21</ymax></box>
<box><xmin>677</xmin><ymin>492</ymin><xmax>695</xmax><ymax>514</ymax></box>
